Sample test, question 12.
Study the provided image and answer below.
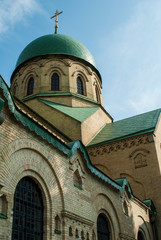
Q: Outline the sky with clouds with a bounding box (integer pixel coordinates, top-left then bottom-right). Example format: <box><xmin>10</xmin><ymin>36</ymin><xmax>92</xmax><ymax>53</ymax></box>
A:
<box><xmin>0</xmin><ymin>0</ymin><xmax>161</xmax><ymax>121</ymax></box>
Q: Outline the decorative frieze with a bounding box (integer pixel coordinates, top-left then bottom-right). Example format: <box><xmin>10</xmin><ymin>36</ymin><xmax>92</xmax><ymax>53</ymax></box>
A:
<box><xmin>88</xmin><ymin>135</ymin><xmax>150</xmax><ymax>157</ymax></box>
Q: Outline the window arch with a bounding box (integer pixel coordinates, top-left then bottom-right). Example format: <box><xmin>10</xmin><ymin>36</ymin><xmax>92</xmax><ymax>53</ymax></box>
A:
<box><xmin>138</xmin><ymin>230</ymin><xmax>145</xmax><ymax>240</ymax></box>
<box><xmin>51</xmin><ymin>73</ymin><xmax>59</xmax><ymax>91</ymax></box>
<box><xmin>12</xmin><ymin>177</ymin><xmax>43</xmax><ymax>240</ymax></box>
<box><xmin>77</xmin><ymin>77</ymin><xmax>84</xmax><ymax>95</ymax></box>
<box><xmin>97</xmin><ymin>213</ymin><xmax>110</xmax><ymax>240</ymax></box>
<box><xmin>27</xmin><ymin>77</ymin><xmax>34</xmax><ymax>95</ymax></box>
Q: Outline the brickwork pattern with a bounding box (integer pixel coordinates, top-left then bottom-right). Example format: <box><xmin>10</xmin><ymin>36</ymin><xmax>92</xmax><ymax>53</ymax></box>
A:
<box><xmin>0</xmin><ymin>103</ymin><xmax>154</xmax><ymax>239</ymax></box>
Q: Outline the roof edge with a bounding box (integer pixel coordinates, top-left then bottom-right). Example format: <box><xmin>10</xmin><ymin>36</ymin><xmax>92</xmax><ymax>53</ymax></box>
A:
<box><xmin>87</xmin><ymin>128</ymin><xmax>155</xmax><ymax>148</ymax></box>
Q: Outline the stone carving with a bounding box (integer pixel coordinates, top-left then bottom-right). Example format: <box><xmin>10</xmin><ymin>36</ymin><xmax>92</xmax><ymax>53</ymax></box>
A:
<box><xmin>134</xmin><ymin>153</ymin><xmax>147</xmax><ymax>168</ymax></box>
<box><xmin>69</xmin><ymin>158</ymin><xmax>85</xmax><ymax>179</ymax></box>
<box><xmin>129</xmin><ymin>148</ymin><xmax>149</xmax><ymax>168</ymax></box>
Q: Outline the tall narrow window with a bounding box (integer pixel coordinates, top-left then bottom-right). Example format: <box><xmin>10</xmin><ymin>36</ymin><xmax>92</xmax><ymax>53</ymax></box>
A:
<box><xmin>27</xmin><ymin>77</ymin><xmax>34</xmax><ymax>95</ymax></box>
<box><xmin>77</xmin><ymin>77</ymin><xmax>84</xmax><ymax>95</ymax></box>
<box><xmin>51</xmin><ymin>73</ymin><xmax>59</xmax><ymax>91</ymax></box>
<box><xmin>95</xmin><ymin>86</ymin><xmax>100</xmax><ymax>103</ymax></box>
<box><xmin>12</xmin><ymin>177</ymin><xmax>43</xmax><ymax>240</ymax></box>
<box><xmin>97</xmin><ymin>214</ymin><xmax>110</xmax><ymax>240</ymax></box>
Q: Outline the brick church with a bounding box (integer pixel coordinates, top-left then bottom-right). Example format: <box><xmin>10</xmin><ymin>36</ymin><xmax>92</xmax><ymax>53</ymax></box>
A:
<box><xmin>0</xmin><ymin>16</ymin><xmax>160</xmax><ymax>240</ymax></box>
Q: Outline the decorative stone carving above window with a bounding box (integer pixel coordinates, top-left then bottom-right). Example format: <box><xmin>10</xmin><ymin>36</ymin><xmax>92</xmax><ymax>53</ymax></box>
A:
<box><xmin>69</xmin><ymin>158</ymin><xmax>85</xmax><ymax>190</ymax></box>
<box><xmin>69</xmin><ymin>158</ymin><xmax>85</xmax><ymax>178</ymax></box>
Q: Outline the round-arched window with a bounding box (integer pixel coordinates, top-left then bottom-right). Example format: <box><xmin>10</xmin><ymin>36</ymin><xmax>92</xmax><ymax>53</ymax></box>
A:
<box><xmin>27</xmin><ymin>77</ymin><xmax>34</xmax><ymax>95</ymax></box>
<box><xmin>97</xmin><ymin>213</ymin><xmax>110</xmax><ymax>240</ymax></box>
<box><xmin>95</xmin><ymin>86</ymin><xmax>100</xmax><ymax>103</ymax></box>
<box><xmin>12</xmin><ymin>177</ymin><xmax>44</xmax><ymax>240</ymax></box>
<box><xmin>51</xmin><ymin>73</ymin><xmax>59</xmax><ymax>91</ymax></box>
<box><xmin>77</xmin><ymin>77</ymin><xmax>84</xmax><ymax>95</ymax></box>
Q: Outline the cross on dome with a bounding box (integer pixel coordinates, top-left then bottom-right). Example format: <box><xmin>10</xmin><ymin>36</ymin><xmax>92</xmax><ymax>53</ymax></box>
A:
<box><xmin>50</xmin><ymin>10</ymin><xmax>63</xmax><ymax>34</ymax></box>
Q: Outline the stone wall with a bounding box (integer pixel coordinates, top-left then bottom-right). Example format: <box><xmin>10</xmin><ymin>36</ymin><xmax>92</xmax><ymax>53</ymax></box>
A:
<box><xmin>88</xmin><ymin>131</ymin><xmax>160</xmax><ymax>238</ymax></box>
<box><xmin>0</xmin><ymin>99</ymin><xmax>154</xmax><ymax>239</ymax></box>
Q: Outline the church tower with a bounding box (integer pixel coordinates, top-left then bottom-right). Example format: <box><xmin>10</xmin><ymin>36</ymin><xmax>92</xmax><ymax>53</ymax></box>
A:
<box><xmin>10</xmin><ymin>33</ymin><xmax>112</xmax><ymax>145</ymax></box>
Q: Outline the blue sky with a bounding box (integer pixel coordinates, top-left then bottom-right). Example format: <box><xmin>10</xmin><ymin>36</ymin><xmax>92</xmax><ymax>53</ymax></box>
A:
<box><xmin>0</xmin><ymin>0</ymin><xmax>161</xmax><ymax>121</ymax></box>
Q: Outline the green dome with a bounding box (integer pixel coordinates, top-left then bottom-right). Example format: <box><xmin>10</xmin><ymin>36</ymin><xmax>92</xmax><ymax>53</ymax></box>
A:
<box><xmin>16</xmin><ymin>34</ymin><xmax>96</xmax><ymax>68</ymax></box>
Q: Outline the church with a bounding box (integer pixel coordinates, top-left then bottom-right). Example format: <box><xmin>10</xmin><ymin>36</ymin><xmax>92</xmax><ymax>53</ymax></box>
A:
<box><xmin>0</xmin><ymin>12</ymin><xmax>160</xmax><ymax>240</ymax></box>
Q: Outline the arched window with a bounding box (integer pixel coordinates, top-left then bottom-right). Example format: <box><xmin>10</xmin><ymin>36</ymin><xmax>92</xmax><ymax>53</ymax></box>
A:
<box><xmin>138</xmin><ymin>231</ymin><xmax>145</xmax><ymax>240</ymax></box>
<box><xmin>51</xmin><ymin>73</ymin><xmax>59</xmax><ymax>91</ymax></box>
<box><xmin>27</xmin><ymin>77</ymin><xmax>34</xmax><ymax>95</ymax></box>
<box><xmin>69</xmin><ymin>226</ymin><xmax>73</xmax><ymax>236</ymax></box>
<box><xmin>12</xmin><ymin>177</ymin><xmax>43</xmax><ymax>240</ymax></box>
<box><xmin>81</xmin><ymin>230</ymin><xmax>85</xmax><ymax>240</ymax></box>
<box><xmin>75</xmin><ymin>228</ymin><xmax>79</xmax><ymax>238</ymax></box>
<box><xmin>95</xmin><ymin>86</ymin><xmax>100</xmax><ymax>103</ymax></box>
<box><xmin>77</xmin><ymin>77</ymin><xmax>84</xmax><ymax>95</ymax></box>
<box><xmin>97</xmin><ymin>214</ymin><xmax>110</xmax><ymax>240</ymax></box>
<box><xmin>55</xmin><ymin>215</ymin><xmax>61</xmax><ymax>234</ymax></box>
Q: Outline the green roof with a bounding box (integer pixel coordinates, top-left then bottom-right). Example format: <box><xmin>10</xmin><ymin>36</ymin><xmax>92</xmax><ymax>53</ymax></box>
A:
<box><xmin>87</xmin><ymin>109</ymin><xmax>161</xmax><ymax>147</ymax></box>
<box><xmin>39</xmin><ymin>99</ymin><xmax>99</xmax><ymax>122</ymax></box>
<box><xmin>15</xmin><ymin>34</ymin><xmax>96</xmax><ymax>68</ymax></box>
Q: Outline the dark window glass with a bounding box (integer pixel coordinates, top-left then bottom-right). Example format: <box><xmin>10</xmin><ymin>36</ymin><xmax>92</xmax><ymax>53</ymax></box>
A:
<box><xmin>138</xmin><ymin>231</ymin><xmax>144</xmax><ymax>240</ymax></box>
<box><xmin>77</xmin><ymin>77</ymin><xmax>84</xmax><ymax>95</ymax></box>
<box><xmin>12</xmin><ymin>177</ymin><xmax>43</xmax><ymax>240</ymax></box>
<box><xmin>27</xmin><ymin>77</ymin><xmax>34</xmax><ymax>95</ymax></box>
<box><xmin>51</xmin><ymin>73</ymin><xmax>59</xmax><ymax>91</ymax></box>
<box><xmin>97</xmin><ymin>214</ymin><xmax>110</xmax><ymax>240</ymax></box>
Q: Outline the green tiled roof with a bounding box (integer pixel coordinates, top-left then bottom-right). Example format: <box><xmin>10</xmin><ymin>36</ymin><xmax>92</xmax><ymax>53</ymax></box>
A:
<box><xmin>39</xmin><ymin>99</ymin><xmax>99</xmax><ymax>122</ymax></box>
<box><xmin>87</xmin><ymin>109</ymin><xmax>161</xmax><ymax>147</ymax></box>
<box><xmin>15</xmin><ymin>34</ymin><xmax>96</xmax><ymax>69</ymax></box>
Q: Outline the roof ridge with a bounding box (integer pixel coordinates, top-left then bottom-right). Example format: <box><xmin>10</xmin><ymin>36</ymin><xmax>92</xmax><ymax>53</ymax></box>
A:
<box><xmin>114</xmin><ymin>108</ymin><xmax>161</xmax><ymax>124</ymax></box>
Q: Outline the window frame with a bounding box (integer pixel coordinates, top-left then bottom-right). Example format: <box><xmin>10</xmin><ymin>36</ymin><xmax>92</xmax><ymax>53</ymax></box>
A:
<box><xmin>27</xmin><ymin>77</ymin><xmax>34</xmax><ymax>96</ymax></box>
<box><xmin>77</xmin><ymin>76</ymin><xmax>84</xmax><ymax>95</ymax></box>
<box><xmin>12</xmin><ymin>177</ymin><xmax>44</xmax><ymax>240</ymax></box>
<box><xmin>97</xmin><ymin>213</ymin><xmax>111</xmax><ymax>240</ymax></box>
<box><xmin>51</xmin><ymin>72</ymin><xmax>60</xmax><ymax>91</ymax></box>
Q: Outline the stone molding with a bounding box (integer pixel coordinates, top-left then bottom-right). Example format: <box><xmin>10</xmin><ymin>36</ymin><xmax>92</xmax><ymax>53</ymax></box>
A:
<box><xmin>61</xmin><ymin>210</ymin><xmax>94</xmax><ymax>226</ymax></box>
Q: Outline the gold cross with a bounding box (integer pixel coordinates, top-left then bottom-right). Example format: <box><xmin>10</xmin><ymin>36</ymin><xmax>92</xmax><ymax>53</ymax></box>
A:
<box><xmin>51</xmin><ymin>10</ymin><xmax>63</xmax><ymax>34</ymax></box>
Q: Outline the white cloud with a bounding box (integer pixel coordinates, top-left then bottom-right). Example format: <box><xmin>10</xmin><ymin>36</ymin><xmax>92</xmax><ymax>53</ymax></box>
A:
<box><xmin>0</xmin><ymin>0</ymin><xmax>41</xmax><ymax>34</ymax></box>
<box><xmin>100</xmin><ymin>0</ymin><xmax>161</xmax><ymax>120</ymax></box>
